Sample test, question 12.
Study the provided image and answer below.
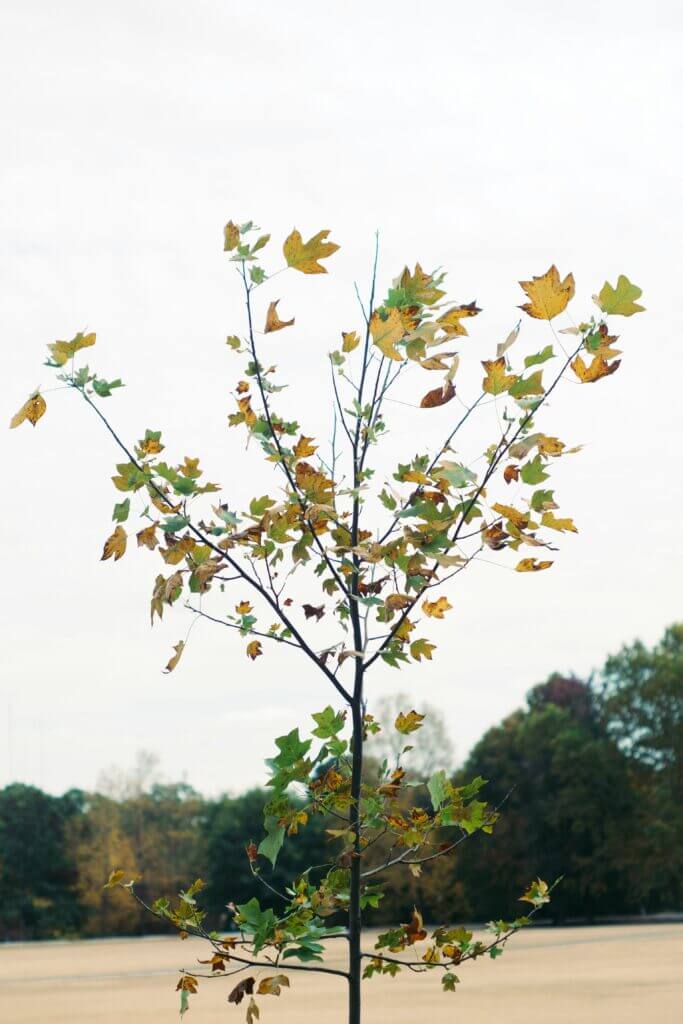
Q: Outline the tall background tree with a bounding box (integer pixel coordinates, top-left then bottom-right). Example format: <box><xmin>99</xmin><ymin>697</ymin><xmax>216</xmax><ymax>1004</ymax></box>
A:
<box><xmin>10</xmin><ymin>218</ymin><xmax>644</xmax><ymax>1022</ymax></box>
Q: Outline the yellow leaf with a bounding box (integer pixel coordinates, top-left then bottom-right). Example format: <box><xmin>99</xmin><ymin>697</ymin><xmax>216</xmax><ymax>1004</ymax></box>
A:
<box><xmin>519</xmin><ymin>266</ymin><xmax>575</xmax><ymax>320</ymax></box>
<box><xmin>223</xmin><ymin>220</ymin><xmax>240</xmax><ymax>251</ymax></box>
<box><xmin>482</xmin><ymin>358</ymin><xmax>517</xmax><ymax>395</ymax></box>
<box><xmin>341</xmin><ymin>330</ymin><xmax>360</xmax><ymax>353</ymax></box>
<box><xmin>257</xmin><ymin>975</ymin><xmax>290</xmax><ymax>996</ymax></box>
<box><xmin>491</xmin><ymin>503</ymin><xmax>529</xmax><ymax>529</ymax></box>
<box><xmin>537</xmin><ymin>435</ymin><xmax>565</xmax><ymax>457</ymax></box>
<box><xmin>101</xmin><ymin>525</ymin><xmax>127</xmax><ymax>561</ymax></box>
<box><xmin>421</xmin><ymin>596</ymin><xmax>453</xmax><ymax>619</ymax></box>
<box><xmin>515</xmin><ymin>558</ymin><xmax>553</xmax><ymax>572</ymax></box>
<box><xmin>264</xmin><ymin>300</ymin><xmax>294</xmax><ymax>333</ymax></box>
<box><xmin>10</xmin><ymin>392</ymin><xmax>46</xmax><ymax>429</ymax></box>
<box><xmin>370</xmin><ymin>307</ymin><xmax>405</xmax><ymax>361</ymax></box>
<box><xmin>236</xmin><ymin>601</ymin><xmax>253</xmax><ymax>614</ymax></box>
<box><xmin>47</xmin><ymin>331</ymin><xmax>96</xmax><ymax>367</ymax></box>
<box><xmin>103</xmin><ymin>869</ymin><xmax>126</xmax><ymax>889</ymax></box>
<box><xmin>136</xmin><ymin>523</ymin><xmax>159</xmax><ymax>550</ymax></box>
<box><xmin>541</xmin><ymin>512</ymin><xmax>577</xmax><ymax>533</ymax></box>
<box><xmin>294</xmin><ymin>435</ymin><xmax>317</xmax><ymax>459</ymax></box>
<box><xmin>385</xmin><ymin>593</ymin><xmax>411</xmax><ymax>611</ymax></box>
<box><xmin>571</xmin><ymin>353</ymin><xmax>620</xmax><ymax>383</ymax></box>
<box><xmin>410</xmin><ymin>638</ymin><xmax>436</xmax><ymax>662</ymax></box>
<box><xmin>395</xmin><ymin>710</ymin><xmax>425</xmax><ymax>734</ymax></box>
<box><xmin>283</xmin><ymin>228</ymin><xmax>339</xmax><ymax>274</ymax></box>
<box><xmin>246</xmin><ymin>997</ymin><xmax>260</xmax><ymax>1024</ymax></box>
<box><xmin>164</xmin><ymin>640</ymin><xmax>185</xmax><ymax>673</ymax></box>
<box><xmin>246</xmin><ymin>640</ymin><xmax>262</xmax><ymax>660</ymax></box>
<box><xmin>437</xmin><ymin>301</ymin><xmax>481</xmax><ymax>337</ymax></box>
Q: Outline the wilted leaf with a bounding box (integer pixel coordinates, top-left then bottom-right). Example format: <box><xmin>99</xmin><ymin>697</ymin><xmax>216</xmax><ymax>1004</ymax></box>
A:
<box><xmin>422</xmin><ymin>596</ymin><xmax>452</xmax><ymax>619</ymax></box>
<box><xmin>515</xmin><ymin>558</ymin><xmax>553</xmax><ymax>572</ymax></box>
<box><xmin>136</xmin><ymin>523</ymin><xmax>159</xmax><ymax>550</ymax></box>
<box><xmin>571</xmin><ymin>353</ymin><xmax>620</xmax><ymax>383</ymax></box>
<box><xmin>302</xmin><ymin>603</ymin><xmax>325</xmax><ymax>621</ymax></box>
<box><xmin>294</xmin><ymin>435</ymin><xmax>317</xmax><ymax>459</ymax></box>
<box><xmin>403</xmin><ymin>907</ymin><xmax>427</xmax><ymax>944</ymax></box>
<box><xmin>264</xmin><ymin>300</ymin><xmax>294</xmax><ymax>333</ymax></box>
<box><xmin>47</xmin><ymin>331</ymin><xmax>96</xmax><ymax>367</ymax></box>
<box><xmin>342</xmin><ymin>330</ymin><xmax>360</xmax><ymax>353</ymax></box>
<box><xmin>283</xmin><ymin>229</ymin><xmax>339</xmax><ymax>274</ymax></box>
<box><xmin>420</xmin><ymin>381</ymin><xmax>455</xmax><ymax>408</ymax></box>
<box><xmin>595</xmin><ymin>275</ymin><xmax>644</xmax><ymax>316</ymax></box>
<box><xmin>103</xmin><ymin>869</ymin><xmax>126</xmax><ymax>889</ymax></box>
<box><xmin>246</xmin><ymin>997</ymin><xmax>260</xmax><ymax>1024</ymax></box>
<box><xmin>164</xmin><ymin>640</ymin><xmax>185</xmax><ymax>674</ymax></box>
<box><xmin>228</xmin><ymin>977</ymin><xmax>255</xmax><ymax>1005</ymax></box>
<box><xmin>496</xmin><ymin>323</ymin><xmax>520</xmax><ymax>358</ymax></box>
<box><xmin>437</xmin><ymin>302</ymin><xmax>481</xmax><ymax>338</ymax></box>
<box><xmin>223</xmin><ymin>220</ymin><xmax>240</xmax><ymax>251</ymax></box>
<box><xmin>541</xmin><ymin>511</ymin><xmax>577</xmax><ymax>533</ymax></box>
<box><xmin>519</xmin><ymin>878</ymin><xmax>551</xmax><ymax>907</ymax></box>
<box><xmin>395</xmin><ymin>710</ymin><xmax>425</xmax><ymax>734</ymax></box>
<box><xmin>246</xmin><ymin>640</ymin><xmax>262</xmax><ymax>660</ymax></box>
<box><xmin>257</xmin><ymin>975</ymin><xmax>290</xmax><ymax>996</ymax></box>
<box><xmin>518</xmin><ymin>266</ymin><xmax>575</xmax><ymax>320</ymax></box>
<box><xmin>101</xmin><ymin>525</ymin><xmax>127</xmax><ymax>561</ymax></box>
<box><xmin>10</xmin><ymin>392</ymin><xmax>46</xmax><ymax>429</ymax></box>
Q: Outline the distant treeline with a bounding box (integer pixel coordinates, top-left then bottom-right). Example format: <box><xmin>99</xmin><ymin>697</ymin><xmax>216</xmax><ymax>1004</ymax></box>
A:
<box><xmin>1</xmin><ymin>625</ymin><xmax>681</xmax><ymax>940</ymax></box>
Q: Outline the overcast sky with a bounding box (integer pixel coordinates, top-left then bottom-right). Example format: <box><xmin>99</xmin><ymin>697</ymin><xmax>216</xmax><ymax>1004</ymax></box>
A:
<box><xmin>2</xmin><ymin>1</ymin><xmax>681</xmax><ymax>797</ymax></box>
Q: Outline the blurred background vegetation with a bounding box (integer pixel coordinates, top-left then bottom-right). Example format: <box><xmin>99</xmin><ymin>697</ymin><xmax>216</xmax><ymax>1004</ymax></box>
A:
<box><xmin>2</xmin><ymin>624</ymin><xmax>681</xmax><ymax>940</ymax></box>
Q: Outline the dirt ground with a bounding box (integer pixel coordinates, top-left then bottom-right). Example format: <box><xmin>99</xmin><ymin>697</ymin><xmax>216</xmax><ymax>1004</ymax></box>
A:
<box><xmin>2</xmin><ymin>924</ymin><xmax>682</xmax><ymax>1023</ymax></box>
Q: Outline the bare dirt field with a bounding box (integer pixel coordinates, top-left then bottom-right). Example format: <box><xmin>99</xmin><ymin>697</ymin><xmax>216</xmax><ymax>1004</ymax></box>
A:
<box><xmin>2</xmin><ymin>924</ymin><xmax>682</xmax><ymax>1023</ymax></box>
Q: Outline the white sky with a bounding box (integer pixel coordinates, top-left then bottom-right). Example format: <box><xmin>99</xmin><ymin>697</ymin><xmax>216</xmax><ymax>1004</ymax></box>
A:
<box><xmin>2</xmin><ymin>0</ymin><xmax>681</xmax><ymax>796</ymax></box>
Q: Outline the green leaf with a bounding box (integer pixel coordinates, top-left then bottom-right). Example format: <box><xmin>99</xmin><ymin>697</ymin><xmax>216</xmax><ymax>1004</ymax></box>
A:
<box><xmin>92</xmin><ymin>377</ymin><xmax>124</xmax><ymax>398</ymax></box>
<box><xmin>442</xmin><ymin>972</ymin><xmax>460</xmax><ymax>992</ymax></box>
<box><xmin>112</xmin><ymin>498</ymin><xmax>130</xmax><ymax>523</ymax></box>
<box><xmin>427</xmin><ymin>770</ymin><xmax>449</xmax><ymax>811</ymax></box>
<box><xmin>258</xmin><ymin>819</ymin><xmax>286</xmax><ymax>867</ymax></box>
<box><xmin>524</xmin><ymin>345</ymin><xmax>554</xmax><ymax>368</ymax></box>
<box><xmin>596</xmin><ymin>275</ymin><xmax>644</xmax><ymax>316</ymax></box>
<box><xmin>161</xmin><ymin>515</ymin><xmax>190</xmax><ymax>533</ymax></box>
<box><xmin>509</xmin><ymin>370</ymin><xmax>544</xmax><ymax>399</ymax></box>
<box><xmin>180</xmin><ymin>988</ymin><xmax>190</xmax><ymax>1017</ymax></box>
<box><xmin>311</xmin><ymin>706</ymin><xmax>346</xmax><ymax>739</ymax></box>
<box><xmin>520</xmin><ymin>455</ymin><xmax>549</xmax><ymax>485</ymax></box>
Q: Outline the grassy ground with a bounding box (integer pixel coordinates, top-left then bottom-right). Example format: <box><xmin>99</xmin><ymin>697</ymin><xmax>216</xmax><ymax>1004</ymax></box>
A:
<box><xmin>2</xmin><ymin>924</ymin><xmax>682</xmax><ymax>1023</ymax></box>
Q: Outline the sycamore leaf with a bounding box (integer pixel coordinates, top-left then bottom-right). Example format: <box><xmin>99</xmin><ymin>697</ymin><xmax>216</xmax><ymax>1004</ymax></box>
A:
<box><xmin>515</xmin><ymin>558</ymin><xmax>553</xmax><ymax>572</ymax></box>
<box><xmin>395</xmin><ymin>710</ymin><xmax>425</xmax><ymax>734</ymax></box>
<box><xmin>257</xmin><ymin>975</ymin><xmax>290</xmax><ymax>996</ymax></box>
<box><xmin>228</xmin><ymin>978</ymin><xmax>255</xmax><ymax>1005</ymax></box>
<box><xmin>422</xmin><ymin>596</ymin><xmax>453</xmax><ymax>619</ymax></box>
<box><xmin>520</xmin><ymin>455</ymin><xmax>549</xmax><ymax>485</ymax></box>
<box><xmin>525</xmin><ymin>344</ymin><xmax>554</xmax><ymax>367</ymax></box>
<box><xmin>264</xmin><ymin>300</ymin><xmax>294</xmax><ymax>333</ymax></box>
<box><xmin>103</xmin><ymin>869</ymin><xmax>126</xmax><ymax>889</ymax></box>
<box><xmin>420</xmin><ymin>382</ymin><xmax>455</xmax><ymax>408</ymax></box>
<box><xmin>46</xmin><ymin>331</ymin><xmax>96</xmax><ymax>366</ymax></box>
<box><xmin>10</xmin><ymin>392</ymin><xmax>46</xmax><ymax>429</ymax></box>
<box><xmin>519</xmin><ymin>877</ymin><xmax>551</xmax><ymax>907</ymax></box>
<box><xmin>101</xmin><ymin>525</ymin><xmax>127</xmax><ymax>561</ymax></box>
<box><xmin>385</xmin><ymin>593</ymin><xmax>411</xmax><ymax>611</ymax></box>
<box><xmin>518</xmin><ymin>266</ymin><xmax>575</xmax><ymax>320</ymax></box>
<box><xmin>246</xmin><ymin>640</ymin><xmax>262</xmax><ymax>660</ymax></box>
<box><xmin>112</xmin><ymin>498</ymin><xmax>130</xmax><ymax>523</ymax></box>
<box><xmin>442</xmin><ymin>972</ymin><xmax>460</xmax><ymax>992</ymax></box>
<box><xmin>509</xmin><ymin>370</ymin><xmax>544</xmax><ymax>399</ymax></box>
<box><xmin>293</xmin><ymin>435</ymin><xmax>317</xmax><ymax>459</ymax></box>
<box><xmin>437</xmin><ymin>302</ymin><xmax>481</xmax><ymax>338</ymax></box>
<box><xmin>571</xmin><ymin>353</ymin><xmax>621</xmax><ymax>383</ymax></box>
<box><xmin>283</xmin><ymin>228</ymin><xmax>339</xmax><ymax>274</ymax></box>
<box><xmin>482</xmin><ymin>358</ymin><xmax>517</xmax><ymax>395</ymax></box>
<box><xmin>136</xmin><ymin>523</ymin><xmax>159</xmax><ymax>550</ymax></box>
<box><xmin>491</xmin><ymin>503</ymin><xmax>529</xmax><ymax>529</ymax></box>
<box><xmin>403</xmin><ymin>908</ymin><xmax>428</xmax><ymax>944</ymax></box>
<box><xmin>236</xmin><ymin>601</ymin><xmax>253</xmax><ymax>615</ymax></box>
<box><xmin>246</xmin><ymin>998</ymin><xmax>260</xmax><ymax>1024</ymax></box>
<box><xmin>223</xmin><ymin>220</ymin><xmax>240</xmax><ymax>251</ymax></box>
<box><xmin>541</xmin><ymin>511</ymin><xmax>577</xmax><ymax>533</ymax></box>
<box><xmin>302</xmin><ymin>603</ymin><xmax>325</xmax><ymax>621</ymax></box>
<box><xmin>370</xmin><ymin>307</ymin><xmax>405</xmax><ymax>361</ymax></box>
<box><xmin>164</xmin><ymin>641</ymin><xmax>185</xmax><ymax>673</ymax></box>
<box><xmin>410</xmin><ymin>638</ymin><xmax>436</xmax><ymax>662</ymax></box>
<box><xmin>595</xmin><ymin>275</ymin><xmax>644</xmax><ymax>316</ymax></box>
<box><xmin>342</xmin><ymin>330</ymin><xmax>360</xmax><ymax>353</ymax></box>
<box><xmin>496</xmin><ymin>323</ymin><xmax>520</xmax><ymax>358</ymax></box>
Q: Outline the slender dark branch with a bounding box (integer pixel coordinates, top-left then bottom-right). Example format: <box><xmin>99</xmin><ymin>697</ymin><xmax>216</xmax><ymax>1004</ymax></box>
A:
<box><xmin>185</xmin><ymin>605</ymin><xmax>301</xmax><ymax>649</ymax></box>
<box><xmin>75</xmin><ymin>385</ymin><xmax>352</xmax><ymax>703</ymax></box>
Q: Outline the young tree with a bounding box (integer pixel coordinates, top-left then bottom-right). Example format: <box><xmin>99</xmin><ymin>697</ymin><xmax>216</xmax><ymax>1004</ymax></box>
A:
<box><xmin>11</xmin><ymin>220</ymin><xmax>644</xmax><ymax>1021</ymax></box>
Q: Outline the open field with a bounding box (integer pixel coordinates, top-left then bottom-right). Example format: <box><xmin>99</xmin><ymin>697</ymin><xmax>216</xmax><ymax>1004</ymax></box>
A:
<box><xmin>2</xmin><ymin>924</ymin><xmax>682</xmax><ymax>1023</ymax></box>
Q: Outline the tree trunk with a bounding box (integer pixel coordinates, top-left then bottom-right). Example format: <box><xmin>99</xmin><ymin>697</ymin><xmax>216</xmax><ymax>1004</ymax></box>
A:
<box><xmin>348</xmin><ymin>671</ymin><xmax>364</xmax><ymax>1024</ymax></box>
